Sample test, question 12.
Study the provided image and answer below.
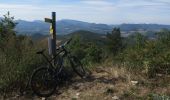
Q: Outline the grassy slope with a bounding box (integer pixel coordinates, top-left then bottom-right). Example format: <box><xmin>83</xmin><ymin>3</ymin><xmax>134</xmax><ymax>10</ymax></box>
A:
<box><xmin>2</xmin><ymin>62</ymin><xmax>170</xmax><ymax>100</ymax></box>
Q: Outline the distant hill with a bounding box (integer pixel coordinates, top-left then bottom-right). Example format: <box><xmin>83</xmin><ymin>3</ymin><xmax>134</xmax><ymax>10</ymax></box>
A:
<box><xmin>31</xmin><ymin>30</ymin><xmax>107</xmax><ymax>46</ymax></box>
<box><xmin>57</xmin><ymin>30</ymin><xmax>105</xmax><ymax>41</ymax></box>
<box><xmin>67</xmin><ymin>30</ymin><xmax>105</xmax><ymax>40</ymax></box>
<box><xmin>15</xmin><ymin>20</ymin><xmax>50</xmax><ymax>35</ymax></box>
<box><xmin>15</xmin><ymin>19</ymin><xmax>170</xmax><ymax>35</ymax></box>
<box><xmin>57</xmin><ymin>30</ymin><xmax>107</xmax><ymax>46</ymax></box>
<box><xmin>119</xmin><ymin>24</ymin><xmax>170</xmax><ymax>32</ymax></box>
<box><xmin>31</xmin><ymin>33</ymin><xmax>48</xmax><ymax>41</ymax></box>
<box><xmin>15</xmin><ymin>19</ymin><xmax>112</xmax><ymax>35</ymax></box>
<box><xmin>2</xmin><ymin>18</ymin><xmax>170</xmax><ymax>36</ymax></box>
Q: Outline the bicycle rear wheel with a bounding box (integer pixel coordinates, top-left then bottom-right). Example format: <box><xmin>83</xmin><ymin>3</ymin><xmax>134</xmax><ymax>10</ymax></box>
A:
<box><xmin>70</xmin><ymin>56</ymin><xmax>91</xmax><ymax>78</ymax></box>
<box><xmin>30</xmin><ymin>67</ymin><xmax>58</xmax><ymax>97</ymax></box>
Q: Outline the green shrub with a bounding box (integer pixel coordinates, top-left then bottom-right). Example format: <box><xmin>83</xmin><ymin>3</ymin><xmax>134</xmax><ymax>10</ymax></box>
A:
<box><xmin>0</xmin><ymin>12</ymin><xmax>44</xmax><ymax>93</ymax></box>
<box><xmin>68</xmin><ymin>35</ymin><xmax>103</xmax><ymax>65</ymax></box>
<box><xmin>117</xmin><ymin>31</ymin><xmax>170</xmax><ymax>78</ymax></box>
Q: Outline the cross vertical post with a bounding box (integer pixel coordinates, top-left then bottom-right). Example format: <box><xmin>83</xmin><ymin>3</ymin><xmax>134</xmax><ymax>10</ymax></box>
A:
<box><xmin>52</xmin><ymin>12</ymin><xmax>56</xmax><ymax>65</ymax></box>
<box><xmin>45</xmin><ymin>12</ymin><xmax>56</xmax><ymax>66</ymax></box>
<box><xmin>52</xmin><ymin>12</ymin><xmax>56</xmax><ymax>41</ymax></box>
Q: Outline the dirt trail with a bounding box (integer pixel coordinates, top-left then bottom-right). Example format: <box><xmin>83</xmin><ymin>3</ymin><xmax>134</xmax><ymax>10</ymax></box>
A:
<box><xmin>2</xmin><ymin>67</ymin><xmax>170</xmax><ymax>100</ymax></box>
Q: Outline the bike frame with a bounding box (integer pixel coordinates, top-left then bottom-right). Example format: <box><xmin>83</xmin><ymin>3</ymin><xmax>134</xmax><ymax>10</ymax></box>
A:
<box><xmin>39</xmin><ymin>46</ymin><xmax>73</xmax><ymax>75</ymax></box>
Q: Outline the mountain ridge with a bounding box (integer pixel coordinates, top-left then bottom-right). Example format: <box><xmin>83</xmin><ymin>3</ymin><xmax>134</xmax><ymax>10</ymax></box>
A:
<box><xmin>1</xmin><ymin>18</ymin><xmax>170</xmax><ymax>35</ymax></box>
<box><xmin>15</xmin><ymin>19</ymin><xmax>113</xmax><ymax>35</ymax></box>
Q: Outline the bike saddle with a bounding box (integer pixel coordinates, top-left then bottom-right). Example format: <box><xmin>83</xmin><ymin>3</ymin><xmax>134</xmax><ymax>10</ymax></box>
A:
<box><xmin>36</xmin><ymin>49</ymin><xmax>45</xmax><ymax>54</ymax></box>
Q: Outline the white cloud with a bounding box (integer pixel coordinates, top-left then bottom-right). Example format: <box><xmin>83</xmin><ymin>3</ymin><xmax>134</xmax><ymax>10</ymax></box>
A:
<box><xmin>81</xmin><ymin>0</ymin><xmax>113</xmax><ymax>6</ymax></box>
<box><xmin>0</xmin><ymin>4</ymin><xmax>41</xmax><ymax>10</ymax></box>
<box><xmin>115</xmin><ymin>0</ymin><xmax>168</xmax><ymax>7</ymax></box>
<box><xmin>0</xmin><ymin>0</ymin><xmax>170</xmax><ymax>24</ymax></box>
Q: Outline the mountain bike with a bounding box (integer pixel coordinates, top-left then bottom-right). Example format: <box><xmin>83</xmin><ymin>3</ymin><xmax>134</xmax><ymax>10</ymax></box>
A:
<box><xmin>30</xmin><ymin>38</ymin><xmax>91</xmax><ymax>97</ymax></box>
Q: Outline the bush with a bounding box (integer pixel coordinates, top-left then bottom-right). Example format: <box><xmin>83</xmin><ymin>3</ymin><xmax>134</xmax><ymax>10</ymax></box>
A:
<box><xmin>117</xmin><ymin>31</ymin><xmax>170</xmax><ymax>78</ymax></box>
<box><xmin>0</xmin><ymin>12</ymin><xmax>44</xmax><ymax>93</ymax></box>
<box><xmin>68</xmin><ymin>35</ymin><xmax>103</xmax><ymax>65</ymax></box>
<box><xmin>84</xmin><ymin>43</ymin><xmax>103</xmax><ymax>64</ymax></box>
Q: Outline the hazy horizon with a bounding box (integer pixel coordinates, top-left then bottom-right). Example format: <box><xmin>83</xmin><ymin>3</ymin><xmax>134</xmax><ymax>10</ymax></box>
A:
<box><xmin>0</xmin><ymin>0</ymin><xmax>170</xmax><ymax>24</ymax></box>
<box><xmin>10</xmin><ymin>18</ymin><xmax>170</xmax><ymax>25</ymax></box>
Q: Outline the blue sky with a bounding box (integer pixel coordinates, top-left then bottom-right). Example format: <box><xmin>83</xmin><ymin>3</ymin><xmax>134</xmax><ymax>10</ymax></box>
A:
<box><xmin>0</xmin><ymin>0</ymin><xmax>170</xmax><ymax>24</ymax></box>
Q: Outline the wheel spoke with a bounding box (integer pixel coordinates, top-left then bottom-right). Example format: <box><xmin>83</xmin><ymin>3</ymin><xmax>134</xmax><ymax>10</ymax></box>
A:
<box><xmin>31</xmin><ymin>67</ymin><xmax>58</xmax><ymax>97</ymax></box>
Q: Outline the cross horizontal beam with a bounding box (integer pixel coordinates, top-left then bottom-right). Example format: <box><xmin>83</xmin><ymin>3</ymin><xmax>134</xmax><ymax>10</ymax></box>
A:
<box><xmin>45</xmin><ymin>18</ymin><xmax>52</xmax><ymax>23</ymax></box>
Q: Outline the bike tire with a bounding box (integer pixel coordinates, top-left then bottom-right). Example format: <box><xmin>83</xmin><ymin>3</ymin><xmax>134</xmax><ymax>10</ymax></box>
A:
<box><xmin>70</xmin><ymin>56</ymin><xmax>91</xmax><ymax>78</ymax></box>
<box><xmin>30</xmin><ymin>67</ymin><xmax>58</xmax><ymax>97</ymax></box>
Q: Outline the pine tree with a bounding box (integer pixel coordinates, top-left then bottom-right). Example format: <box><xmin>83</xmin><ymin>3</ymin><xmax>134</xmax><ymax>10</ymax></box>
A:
<box><xmin>106</xmin><ymin>28</ymin><xmax>122</xmax><ymax>55</ymax></box>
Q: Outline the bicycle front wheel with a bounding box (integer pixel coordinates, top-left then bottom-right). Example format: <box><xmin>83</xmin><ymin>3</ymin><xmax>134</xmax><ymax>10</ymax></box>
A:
<box><xmin>70</xmin><ymin>56</ymin><xmax>91</xmax><ymax>78</ymax></box>
<box><xmin>30</xmin><ymin>67</ymin><xmax>58</xmax><ymax>97</ymax></box>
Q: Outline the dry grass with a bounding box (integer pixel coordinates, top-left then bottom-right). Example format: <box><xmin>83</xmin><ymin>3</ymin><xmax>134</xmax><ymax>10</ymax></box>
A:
<box><xmin>1</xmin><ymin>63</ymin><xmax>170</xmax><ymax>100</ymax></box>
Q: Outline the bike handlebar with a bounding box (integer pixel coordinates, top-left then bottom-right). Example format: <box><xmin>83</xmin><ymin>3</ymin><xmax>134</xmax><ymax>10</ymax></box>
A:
<box><xmin>63</xmin><ymin>38</ymin><xmax>72</xmax><ymax>46</ymax></box>
<box><xmin>36</xmin><ymin>38</ymin><xmax>72</xmax><ymax>54</ymax></box>
<box><xmin>57</xmin><ymin>38</ymin><xmax>72</xmax><ymax>50</ymax></box>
